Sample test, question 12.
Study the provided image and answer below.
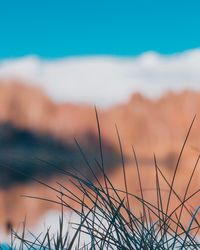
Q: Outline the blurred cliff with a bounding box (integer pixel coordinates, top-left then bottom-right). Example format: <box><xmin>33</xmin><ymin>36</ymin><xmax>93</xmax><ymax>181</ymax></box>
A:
<box><xmin>0</xmin><ymin>79</ymin><xmax>200</xmax><ymax>231</ymax></box>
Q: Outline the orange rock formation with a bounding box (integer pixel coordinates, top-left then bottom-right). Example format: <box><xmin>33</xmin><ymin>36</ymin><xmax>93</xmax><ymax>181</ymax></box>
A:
<box><xmin>0</xmin><ymin>79</ymin><xmax>200</xmax><ymax>232</ymax></box>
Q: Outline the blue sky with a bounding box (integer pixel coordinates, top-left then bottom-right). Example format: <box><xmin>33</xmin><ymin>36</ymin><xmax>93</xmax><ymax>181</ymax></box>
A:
<box><xmin>0</xmin><ymin>0</ymin><xmax>200</xmax><ymax>59</ymax></box>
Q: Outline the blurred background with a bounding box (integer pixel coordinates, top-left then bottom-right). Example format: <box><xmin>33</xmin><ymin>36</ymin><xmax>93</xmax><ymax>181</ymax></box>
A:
<box><xmin>0</xmin><ymin>0</ymin><xmax>200</xmax><ymax>240</ymax></box>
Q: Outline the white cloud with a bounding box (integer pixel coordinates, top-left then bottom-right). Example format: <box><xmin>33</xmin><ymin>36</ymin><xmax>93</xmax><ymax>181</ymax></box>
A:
<box><xmin>0</xmin><ymin>49</ymin><xmax>200</xmax><ymax>107</ymax></box>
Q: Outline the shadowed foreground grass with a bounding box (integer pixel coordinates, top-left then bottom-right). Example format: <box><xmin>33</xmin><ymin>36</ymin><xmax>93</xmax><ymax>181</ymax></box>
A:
<box><xmin>2</xmin><ymin>114</ymin><xmax>200</xmax><ymax>249</ymax></box>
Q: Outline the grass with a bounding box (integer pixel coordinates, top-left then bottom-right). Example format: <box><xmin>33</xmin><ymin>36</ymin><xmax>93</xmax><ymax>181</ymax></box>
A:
<box><xmin>1</xmin><ymin>112</ymin><xmax>200</xmax><ymax>249</ymax></box>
